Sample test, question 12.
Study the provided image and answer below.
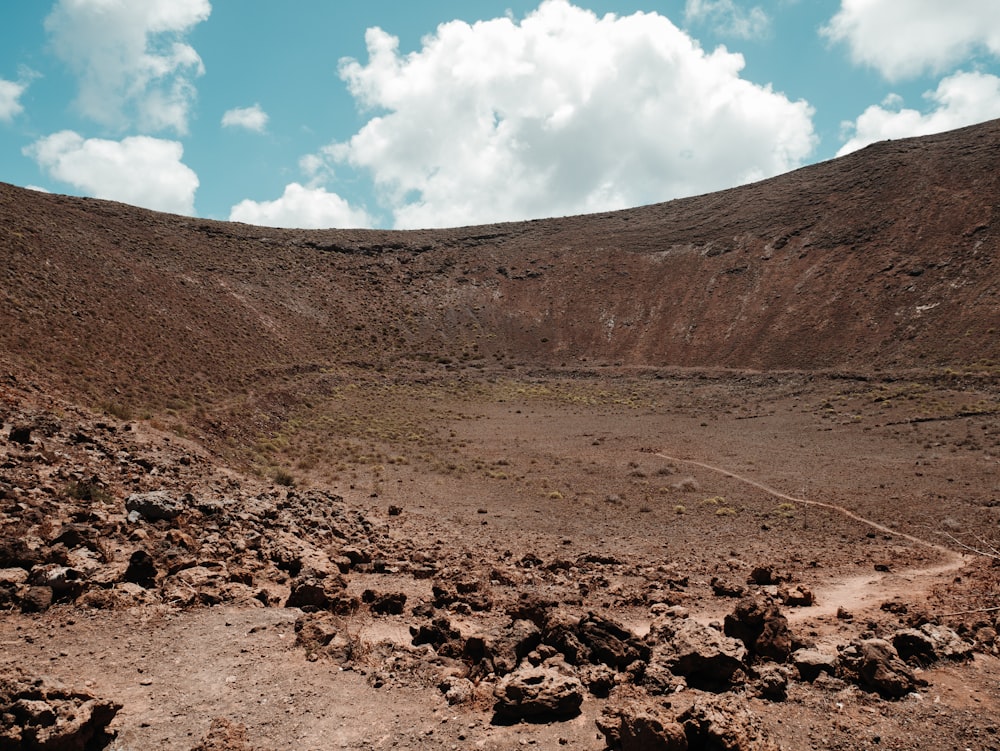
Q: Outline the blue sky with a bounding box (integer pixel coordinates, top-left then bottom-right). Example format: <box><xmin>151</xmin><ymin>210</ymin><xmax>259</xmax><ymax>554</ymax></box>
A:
<box><xmin>2</xmin><ymin>1</ymin><xmax>999</xmax><ymax>229</ymax></box>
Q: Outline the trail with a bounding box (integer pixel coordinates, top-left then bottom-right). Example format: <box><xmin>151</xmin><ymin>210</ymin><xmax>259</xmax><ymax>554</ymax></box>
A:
<box><xmin>653</xmin><ymin>451</ymin><xmax>970</xmax><ymax>622</ymax></box>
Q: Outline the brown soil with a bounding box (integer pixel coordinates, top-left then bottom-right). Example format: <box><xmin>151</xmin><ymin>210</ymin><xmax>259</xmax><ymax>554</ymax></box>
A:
<box><xmin>1</xmin><ymin>120</ymin><xmax>999</xmax><ymax>750</ymax></box>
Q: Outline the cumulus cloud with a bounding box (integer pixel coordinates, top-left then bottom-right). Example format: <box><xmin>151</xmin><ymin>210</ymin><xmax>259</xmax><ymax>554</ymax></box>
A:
<box><xmin>24</xmin><ymin>131</ymin><xmax>199</xmax><ymax>214</ymax></box>
<box><xmin>823</xmin><ymin>0</ymin><xmax>1000</xmax><ymax>80</ymax></box>
<box><xmin>44</xmin><ymin>0</ymin><xmax>211</xmax><ymax>133</ymax></box>
<box><xmin>229</xmin><ymin>183</ymin><xmax>372</xmax><ymax>229</ymax></box>
<box><xmin>837</xmin><ymin>71</ymin><xmax>1000</xmax><ymax>156</ymax></box>
<box><xmin>0</xmin><ymin>78</ymin><xmax>27</xmax><ymax>122</ymax></box>
<box><xmin>318</xmin><ymin>0</ymin><xmax>815</xmax><ymax>229</ymax></box>
<box><xmin>684</xmin><ymin>0</ymin><xmax>770</xmax><ymax>39</ymax></box>
<box><xmin>222</xmin><ymin>104</ymin><xmax>269</xmax><ymax>132</ymax></box>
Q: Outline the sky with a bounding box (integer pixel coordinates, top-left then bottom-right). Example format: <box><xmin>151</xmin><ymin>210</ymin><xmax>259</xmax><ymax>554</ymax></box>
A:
<box><xmin>1</xmin><ymin>1</ymin><xmax>999</xmax><ymax>230</ymax></box>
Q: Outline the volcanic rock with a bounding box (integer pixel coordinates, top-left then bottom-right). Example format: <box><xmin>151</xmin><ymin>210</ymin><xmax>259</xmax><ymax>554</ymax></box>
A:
<box><xmin>0</xmin><ymin>669</ymin><xmax>121</xmax><ymax>750</ymax></box>
<box><xmin>892</xmin><ymin>623</ymin><xmax>974</xmax><ymax>666</ymax></box>
<box><xmin>837</xmin><ymin>638</ymin><xmax>927</xmax><ymax>699</ymax></box>
<box><xmin>125</xmin><ymin>490</ymin><xmax>183</xmax><ymax>521</ymax></box>
<box><xmin>492</xmin><ymin>664</ymin><xmax>584</xmax><ymax>723</ymax></box>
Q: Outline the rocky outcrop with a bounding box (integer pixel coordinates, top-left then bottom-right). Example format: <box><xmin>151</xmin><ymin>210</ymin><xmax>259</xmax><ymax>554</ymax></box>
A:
<box><xmin>492</xmin><ymin>663</ymin><xmax>584</xmax><ymax>723</ymax></box>
<box><xmin>892</xmin><ymin>623</ymin><xmax>974</xmax><ymax>666</ymax></box>
<box><xmin>646</xmin><ymin>616</ymin><xmax>748</xmax><ymax>692</ymax></box>
<box><xmin>0</xmin><ymin>670</ymin><xmax>121</xmax><ymax>750</ymax></box>
<box><xmin>837</xmin><ymin>639</ymin><xmax>927</xmax><ymax>699</ymax></box>
<box><xmin>723</xmin><ymin>596</ymin><xmax>793</xmax><ymax>663</ymax></box>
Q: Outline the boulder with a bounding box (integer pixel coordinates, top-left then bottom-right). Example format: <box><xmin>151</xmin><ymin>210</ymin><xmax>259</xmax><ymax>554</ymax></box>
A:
<box><xmin>493</xmin><ymin>665</ymin><xmax>584</xmax><ymax>723</ymax></box>
<box><xmin>723</xmin><ymin>596</ymin><xmax>793</xmax><ymax>663</ymax></box>
<box><xmin>754</xmin><ymin>664</ymin><xmax>789</xmax><ymax>701</ymax></box>
<box><xmin>362</xmin><ymin>590</ymin><xmax>407</xmax><ymax>616</ymax></box>
<box><xmin>597</xmin><ymin>701</ymin><xmax>688</xmax><ymax>751</ymax></box>
<box><xmin>711</xmin><ymin>577</ymin><xmax>746</xmax><ymax>598</ymax></box>
<box><xmin>791</xmin><ymin>649</ymin><xmax>838</xmax><ymax>682</ymax></box>
<box><xmin>892</xmin><ymin>623</ymin><xmax>974</xmax><ymax>666</ymax></box>
<box><xmin>123</xmin><ymin>549</ymin><xmax>157</xmax><ymax>588</ymax></box>
<box><xmin>678</xmin><ymin>694</ymin><xmax>780</xmax><ymax>751</ymax></box>
<box><xmin>284</xmin><ymin>572</ymin><xmax>347</xmax><ymax>610</ymax></box>
<box><xmin>646</xmin><ymin>618</ymin><xmax>747</xmax><ymax>692</ymax></box>
<box><xmin>125</xmin><ymin>491</ymin><xmax>183</xmax><ymax>521</ymax></box>
<box><xmin>577</xmin><ymin>614</ymin><xmax>649</xmax><ymax>670</ymax></box>
<box><xmin>27</xmin><ymin>564</ymin><xmax>86</xmax><ymax>602</ymax></box>
<box><xmin>485</xmin><ymin>619</ymin><xmax>542</xmax><ymax>676</ymax></box>
<box><xmin>838</xmin><ymin>639</ymin><xmax>927</xmax><ymax>699</ymax></box>
<box><xmin>0</xmin><ymin>669</ymin><xmax>121</xmax><ymax>750</ymax></box>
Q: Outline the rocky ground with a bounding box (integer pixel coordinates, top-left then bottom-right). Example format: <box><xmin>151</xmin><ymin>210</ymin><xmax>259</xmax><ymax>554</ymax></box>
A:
<box><xmin>2</xmin><ymin>365</ymin><xmax>999</xmax><ymax>750</ymax></box>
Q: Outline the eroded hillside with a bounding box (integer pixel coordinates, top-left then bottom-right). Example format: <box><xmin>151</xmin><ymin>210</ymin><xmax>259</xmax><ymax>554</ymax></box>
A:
<box><xmin>2</xmin><ymin>120</ymin><xmax>998</xmax><ymax>418</ymax></box>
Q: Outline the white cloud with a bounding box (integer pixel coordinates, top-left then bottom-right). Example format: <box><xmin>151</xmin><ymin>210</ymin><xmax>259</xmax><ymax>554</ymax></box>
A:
<box><xmin>837</xmin><ymin>71</ymin><xmax>1000</xmax><ymax>156</ymax></box>
<box><xmin>24</xmin><ymin>131</ymin><xmax>199</xmax><ymax>214</ymax></box>
<box><xmin>319</xmin><ymin>0</ymin><xmax>815</xmax><ymax>229</ymax></box>
<box><xmin>222</xmin><ymin>104</ymin><xmax>269</xmax><ymax>132</ymax></box>
<box><xmin>44</xmin><ymin>0</ymin><xmax>211</xmax><ymax>133</ymax></box>
<box><xmin>684</xmin><ymin>0</ymin><xmax>770</xmax><ymax>39</ymax></box>
<box><xmin>229</xmin><ymin>183</ymin><xmax>372</xmax><ymax>229</ymax></box>
<box><xmin>823</xmin><ymin>0</ymin><xmax>1000</xmax><ymax>81</ymax></box>
<box><xmin>0</xmin><ymin>78</ymin><xmax>27</xmax><ymax>122</ymax></box>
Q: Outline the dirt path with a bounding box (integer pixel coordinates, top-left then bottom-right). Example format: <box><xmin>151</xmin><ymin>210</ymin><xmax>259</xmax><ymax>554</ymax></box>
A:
<box><xmin>653</xmin><ymin>451</ymin><xmax>970</xmax><ymax>624</ymax></box>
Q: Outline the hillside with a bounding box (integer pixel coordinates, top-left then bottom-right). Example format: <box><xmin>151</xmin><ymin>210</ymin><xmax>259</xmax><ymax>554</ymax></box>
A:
<box><xmin>2</xmin><ymin>120</ymin><xmax>999</xmax><ymax>415</ymax></box>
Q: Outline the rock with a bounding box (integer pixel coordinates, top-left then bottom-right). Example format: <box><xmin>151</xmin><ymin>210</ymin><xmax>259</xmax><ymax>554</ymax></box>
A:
<box><xmin>484</xmin><ymin>619</ymin><xmax>543</xmax><ymax>676</ymax></box>
<box><xmin>284</xmin><ymin>572</ymin><xmax>347</xmax><ymax>610</ymax></box>
<box><xmin>0</xmin><ymin>669</ymin><xmax>121</xmax><ymax>750</ymax></box>
<box><xmin>779</xmin><ymin>585</ymin><xmax>814</xmax><ymax>607</ymax></box>
<box><xmin>678</xmin><ymin>694</ymin><xmax>780</xmax><ymax>751</ymax></box>
<box><xmin>492</xmin><ymin>665</ymin><xmax>584</xmax><ymax>723</ymax></box>
<box><xmin>597</xmin><ymin>700</ymin><xmax>688</xmax><ymax>751</ymax></box>
<box><xmin>123</xmin><ymin>549</ymin><xmax>157</xmax><ymax>588</ymax></box>
<box><xmin>646</xmin><ymin>618</ymin><xmax>747</xmax><ymax>692</ymax></box>
<box><xmin>577</xmin><ymin>614</ymin><xmax>649</xmax><ymax>670</ymax></box>
<box><xmin>711</xmin><ymin>577</ymin><xmax>746</xmax><ymax>598</ymax></box>
<box><xmin>362</xmin><ymin>590</ymin><xmax>407</xmax><ymax>615</ymax></box>
<box><xmin>19</xmin><ymin>586</ymin><xmax>53</xmax><ymax>613</ymax></box>
<box><xmin>294</xmin><ymin>612</ymin><xmax>356</xmax><ymax>662</ymax></box>
<box><xmin>892</xmin><ymin>623</ymin><xmax>974</xmax><ymax>665</ymax></box>
<box><xmin>723</xmin><ymin>596</ymin><xmax>793</xmax><ymax>663</ymax></box>
<box><xmin>410</xmin><ymin>617</ymin><xmax>464</xmax><ymax>656</ymax></box>
<box><xmin>791</xmin><ymin>649</ymin><xmax>839</xmax><ymax>682</ymax></box>
<box><xmin>162</xmin><ymin>565</ymin><xmax>233</xmax><ymax>607</ymax></box>
<box><xmin>27</xmin><ymin>564</ymin><xmax>86</xmax><ymax>601</ymax></box>
<box><xmin>0</xmin><ymin>538</ymin><xmax>44</xmax><ymax>569</ymax></box>
<box><xmin>0</xmin><ymin>568</ymin><xmax>29</xmax><ymax>586</ymax></box>
<box><xmin>838</xmin><ymin>639</ymin><xmax>927</xmax><ymax>699</ymax></box>
<box><xmin>747</xmin><ymin>566</ymin><xmax>778</xmax><ymax>585</ymax></box>
<box><xmin>189</xmin><ymin>717</ymin><xmax>258</xmax><ymax>751</ymax></box>
<box><xmin>125</xmin><ymin>490</ymin><xmax>183</xmax><ymax>521</ymax></box>
<box><xmin>509</xmin><ymin>593</ymin><xmax>559</xmax><ymax>627</ymax></box>
<box><xmin>8</xmin><ymin>425</ymin><xmax>32</xmax><ymax>445</ymax></box>
<box><xmin>754</xmin><ymin>664</ymin><xmax>789</xmax><ymax>701</ymax></box>
<box><xmin>340</xmin><ymin>546</ymin><xmax>371</xmax><ymax>566</ymax></box>
<box><xmin>439</xmin><ymin>676</ymin><xmax>475</xmax><ymax>705</ymax></box>
<box><xmin>976</xmin><ymin>626</ymin><xmax>997</xmax><ymax>649</ymax></box>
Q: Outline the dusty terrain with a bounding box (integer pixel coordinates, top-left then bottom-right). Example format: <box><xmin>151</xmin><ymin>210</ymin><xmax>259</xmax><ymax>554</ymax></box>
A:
<box><xmin>1</xmin><ymin>120</ymin><xmax>999</xmax><ymax>750</ymax></box>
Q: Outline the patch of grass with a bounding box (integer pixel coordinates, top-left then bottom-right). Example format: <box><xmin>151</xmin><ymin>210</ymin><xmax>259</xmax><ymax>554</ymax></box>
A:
<box><xmin>102</xmin><ymin>401</ymin><xmax>134</xmax><ymax>421</ymax></box>
<box><xmin>65</xmin><ymin>479</ymin><xmax>111</xmax><ymax>504</ymax></box>
<box><xmin>272</xmin><ymin>468</ymin><xmax>296</xmax><ymax>487</ymax></box>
